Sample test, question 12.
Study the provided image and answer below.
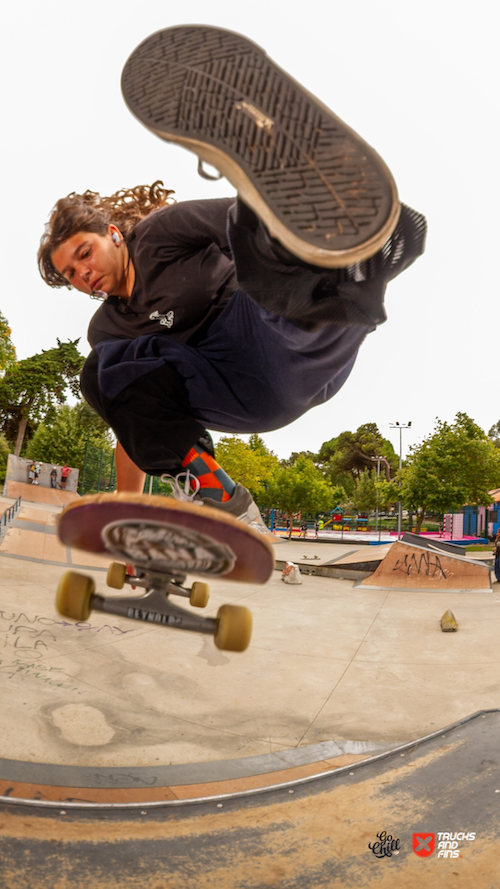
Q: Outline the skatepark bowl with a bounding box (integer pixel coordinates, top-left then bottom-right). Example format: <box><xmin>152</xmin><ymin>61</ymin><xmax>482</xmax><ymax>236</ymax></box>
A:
<box><xmin>1</xmin><ymin>485</ymin><xmax>500</xmax><ymax>887</ymax></box>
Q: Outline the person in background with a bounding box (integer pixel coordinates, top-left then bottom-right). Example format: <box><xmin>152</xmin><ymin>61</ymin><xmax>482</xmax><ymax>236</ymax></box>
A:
<box><xmin>494</xmin><ymin>528</ymin><xmax>500</xmax><ymax>556</ymax></box>
<box><xmin>494</xmin><ymin>528</ymin><xmax>500</xmax><ymax>583</ymax></box>
<box><xmin>60</xmin><ymin>464</ymin><xmax>72</xmax><ymax>489</ymax></box>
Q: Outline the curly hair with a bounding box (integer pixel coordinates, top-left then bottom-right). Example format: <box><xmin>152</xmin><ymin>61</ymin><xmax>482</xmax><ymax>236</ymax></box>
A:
<box><xmin>38</xmin><ymin>181</ymin><xmax>175</xmax><ymax>288</ymax></box>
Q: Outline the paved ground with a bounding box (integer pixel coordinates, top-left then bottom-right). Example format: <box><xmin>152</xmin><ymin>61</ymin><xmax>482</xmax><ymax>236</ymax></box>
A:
<box><xmin>1</xmin><ymin>493</ymin><xmax>500</xmax><ymax>886</ymax></box>
<box><xmin>1</xmin><ymin>494</ymin><xmax>500</xmax><ymax>774</ymax></box>
<box><xmin>3</xmin><ymin>711</ymin><xmax>499</xmax><ymax>889</ymax></box>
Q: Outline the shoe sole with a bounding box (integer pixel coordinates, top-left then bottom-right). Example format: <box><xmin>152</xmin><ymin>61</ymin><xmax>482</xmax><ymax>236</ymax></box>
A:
<box><xmin>121</xmin><ymin>25</ymin><xmax>399</xmax><ymax>268</ymax></box>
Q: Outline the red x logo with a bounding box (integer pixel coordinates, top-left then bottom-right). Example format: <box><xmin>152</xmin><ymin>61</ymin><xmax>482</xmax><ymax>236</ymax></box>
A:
<box><xmin>413</xmin><ymin>833</ymin><xmax>435</xmax><ymax>857</ymax></box>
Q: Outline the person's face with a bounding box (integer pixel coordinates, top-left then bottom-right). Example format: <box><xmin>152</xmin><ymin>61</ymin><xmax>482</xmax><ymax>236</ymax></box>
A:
<box><xmin>51</xmin><ymin>226</ymin><xmax>127</xmax><ymax>297</ymax></box>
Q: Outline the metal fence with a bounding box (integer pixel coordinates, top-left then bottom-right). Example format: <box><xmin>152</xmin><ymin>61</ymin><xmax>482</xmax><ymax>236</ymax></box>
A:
<box><xmin>79</xmin><ymin>443</ymin><xmax>172</xmax><ymax>497</ymax></box>
<box><xmin>79</xmin><ymin>444</ymin><xmax>116</xmax><ymax>495</ymax></box>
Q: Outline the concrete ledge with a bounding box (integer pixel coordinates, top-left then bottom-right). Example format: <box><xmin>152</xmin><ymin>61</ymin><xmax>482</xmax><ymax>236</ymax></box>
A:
<box><xmin>275</xmin><ymin>560</ymin><xmax>371</xmax><ymax>580</ymax></box>
<box><xmin>0</xmin><ymin>739</ymin><xmax>400</xmax><ymax>790</ymax></box>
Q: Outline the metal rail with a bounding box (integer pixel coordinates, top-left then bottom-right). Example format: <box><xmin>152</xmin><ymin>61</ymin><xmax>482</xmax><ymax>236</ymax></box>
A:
<box><xmin>0</xmin><ymin>495</ymin><xmax>21</xmax><ymax>536</ymax></box>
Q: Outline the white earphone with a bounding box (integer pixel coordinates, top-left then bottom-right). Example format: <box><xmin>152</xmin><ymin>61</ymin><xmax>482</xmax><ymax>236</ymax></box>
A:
<box><xmin>112</xmin><ymin>232</ymin><xmax>120</xmax><ymax>245</ymax></box>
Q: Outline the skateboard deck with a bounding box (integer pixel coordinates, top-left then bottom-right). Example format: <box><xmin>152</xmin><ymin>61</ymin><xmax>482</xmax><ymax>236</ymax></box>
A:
<box><xmin>55</xmin><ymin>493</ymin><xmax>275</xmax><ymax>651</ymax></box>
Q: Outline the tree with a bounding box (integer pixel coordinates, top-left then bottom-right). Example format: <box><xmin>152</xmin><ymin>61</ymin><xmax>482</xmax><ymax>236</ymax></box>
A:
<box><xmin>387</xmin><ymin>413</ymin><xmax>500</xmax><ymax>533</ymax></box>
<box><xmin>488</xmin><ymin>420</ymin><xmax>500</xmax><ymax>448</ymax></box>
<box><xmin>0</xmin><ymin>312</ymin><xmax>16</xmax><ymax>372</ymax></box>
<box><xmin>280</xmin><ymin>450</ymin><xmax>319</xmax><ymax>468</ymax></box>
<box><xmin>214</xmin><ymin>435</ymin><xmax>279</xmax><ymax>501</ymax></box>
<box><xmin>0</xmin><ymin>432</ymin><xmax>10</xmax><ymax>478</ymax></box>
<box><xmin>317</xmin><ymin>423</ymin><xmax>398</xmax><ymax>497</ymax></box>
<box><xmin>0</xmin><ymin>339</ymin><xmax>84</xmax><ymax>455</ymax></box>
<box><xmin>247</xmin><ymin>434</ymin><xmax>273</xmax><ymax>457</ymax></box>
<box><xmin>319</xmin><ymin>423</ymin><xmax>397</xmax><ymax>476</ymax></box>
<box><xmin>319</xmin><ymin>449</ymin><xmax>357</xmax><ymax>499</ymax></box>
<box><xmin>329</xmin><ymin>486</ymin><xmax>348</xmax><ymax>509</ymax></box>
<box><xmin>264</xmin><ymin>456</ymin><xmax>335</xmax><ymax>535</ymax></box>
<box><xmin>353</xmin><ymin>471</ymin><xmax>379</xmax><ymax>512</ymax></box>
<box><xmin>29</xmin><ymin>402</ymin><xmax>114</xmax><ymax>471</ymax></box>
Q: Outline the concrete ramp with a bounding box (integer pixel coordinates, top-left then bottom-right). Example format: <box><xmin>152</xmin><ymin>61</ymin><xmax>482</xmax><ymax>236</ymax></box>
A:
<box><xmin>2</xmin><ymin>710</ymin><xmax>500</xmax><ymax>887</ymax></box>
<box><xmin>5</xmin><ymin>480</ymin><xmax>80</xmax><ymax>507</ymax></box>
<box><xmin>324</xmin><ymin>543</ymin><xmax>393</xmax><ymax>572</ymax></box>
<box><xmin>360</xmin><ymin>539</ymin><xmax>491</xmax><ymax>592</ymax></box>
<box><xmin>402</xmin><ymin>531</ymin><xmax>466</xmax><ymax>556</ymax></box>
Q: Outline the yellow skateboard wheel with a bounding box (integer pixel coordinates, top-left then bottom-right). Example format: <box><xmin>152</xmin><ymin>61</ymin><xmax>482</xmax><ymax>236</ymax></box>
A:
<box><xmin>56</xmin><ymin>572</ymin><xmax>95</xmax><ymax>621</ymax></box>
<box><xmin>107</xmin><ymin>561</ymin><xmax>127</xmax><ymax>589</ymax></box>
<box><xmin>190</xmin><ymin>581</ymin><xmax>210</xmax><ymax>608</ymax></box>
<box><xmin>215</xmin><ymin>604</ymin><xmax>252</xmax><ymax>652</ymax></box>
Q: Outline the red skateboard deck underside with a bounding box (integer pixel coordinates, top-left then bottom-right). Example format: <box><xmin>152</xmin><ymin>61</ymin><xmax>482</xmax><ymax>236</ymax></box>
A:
<box><xmin>58</xmin><ymin>494</ymin><xmax>274</xmax><ymax>584</ymax></box>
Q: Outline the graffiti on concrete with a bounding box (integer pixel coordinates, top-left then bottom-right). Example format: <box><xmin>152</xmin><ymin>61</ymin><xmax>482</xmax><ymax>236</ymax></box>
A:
<box><xmin>0</xmin><ymin>610</ymin><xmax>135</xmax><ymax>692</ymax></box>
<box><xmin>392</xmin><ymin>552</ymin><xmax>448</xmax><ymax>580</ymax></box>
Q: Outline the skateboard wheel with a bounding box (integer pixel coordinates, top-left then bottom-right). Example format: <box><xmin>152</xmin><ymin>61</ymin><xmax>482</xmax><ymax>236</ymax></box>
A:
<box><xmin>56</xmin><ymin>572</ymin><xmax>95</xmax><ymax>621</ymax></box>
<box><xmin>107</xmin><ymin>561</ymin><xmax>127</xmax><ymax>589</ymax></box>
<box><xmin>190</xmin><ymin>581</ymin><xmax>210</xmax><ymax>608</ymax></box>
<box><xmin>214</xmin><ymin>604</ymin><xmax>252</xmax><ymax>652</ymax></box>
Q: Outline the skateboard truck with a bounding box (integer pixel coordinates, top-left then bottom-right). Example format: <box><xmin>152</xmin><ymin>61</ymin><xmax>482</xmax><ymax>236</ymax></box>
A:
<box><xmin>56</xmin><ymin>562</ymin><xmax>252</xmax><ymax>652</ymax></box>
<box><xmin>54</xmin><ymin>493</ymin><xmax>274</xmax><ymax>652</ymax></box>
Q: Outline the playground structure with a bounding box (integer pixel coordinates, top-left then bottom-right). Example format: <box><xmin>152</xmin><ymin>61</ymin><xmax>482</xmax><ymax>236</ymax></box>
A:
<box><xmin>271</xmin><ymin>509</ymin><xmax>373</xmax><ymax>536</ymax></box>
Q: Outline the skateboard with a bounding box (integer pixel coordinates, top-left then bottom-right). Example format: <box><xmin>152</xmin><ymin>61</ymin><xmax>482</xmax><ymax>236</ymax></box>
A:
<box><xmin>56</xmin><ymin>493</ymin><xmax>275</xmax><ymax>652</ymax></box>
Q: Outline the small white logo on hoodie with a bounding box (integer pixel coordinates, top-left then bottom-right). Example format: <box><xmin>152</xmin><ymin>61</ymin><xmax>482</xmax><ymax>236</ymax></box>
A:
<box><xmin>150</xmin><ymin>310</ymin><xmax>174</xmax><ymax>328</ymax></box>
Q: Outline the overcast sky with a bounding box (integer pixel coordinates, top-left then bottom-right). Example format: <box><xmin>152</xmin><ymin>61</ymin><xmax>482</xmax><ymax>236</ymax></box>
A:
<box><xmin>1</xmin><ymin>1</ymin><xmax>495</xmax><ymax>459</ymax></box>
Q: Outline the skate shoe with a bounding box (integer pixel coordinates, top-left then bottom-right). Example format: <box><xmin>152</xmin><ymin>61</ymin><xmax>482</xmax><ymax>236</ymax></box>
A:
<box><xmin>198</xmin><ymin>483</ymin><xmax>274</xmax><ymax>538</ymax></box>
<box><xmin>121</xmin><ymin>25</ymin><xmax>400</xmax><ymax>268</ymax></box>
<box><xmin>161</xmin><ymin>470</ymin><xmax>201</xmax><ymax>502</ymax></box>
<box><xmin>161</xmin><ymin>474</ymin><xmax>276</xmax><ymax>540</ymax></box>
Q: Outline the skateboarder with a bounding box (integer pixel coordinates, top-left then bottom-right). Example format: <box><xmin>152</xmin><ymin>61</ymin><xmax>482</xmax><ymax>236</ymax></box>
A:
<box><xmin>37</xmin><ymin>26</ymin><xmax>426</xmax><ymax>532</ymax></box>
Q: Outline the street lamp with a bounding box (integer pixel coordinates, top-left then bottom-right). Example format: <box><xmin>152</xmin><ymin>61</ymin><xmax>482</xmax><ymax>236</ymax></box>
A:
<box><xmin>370</xmin><ymin>455</ymin><xmax>384</xmax><ymax>535</ymax></box>
<box><xmin>389</xmin><ymin>421</ymin><xmax>412</xmax><ymax>540</ymax></box>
